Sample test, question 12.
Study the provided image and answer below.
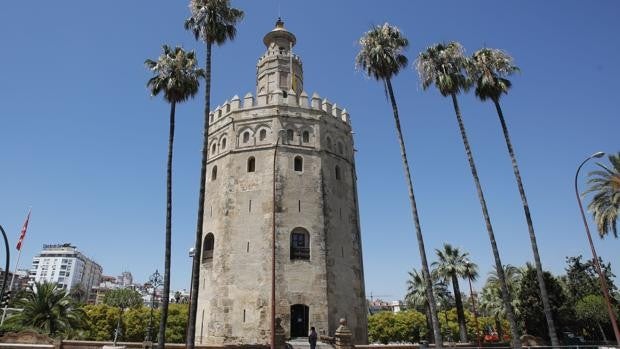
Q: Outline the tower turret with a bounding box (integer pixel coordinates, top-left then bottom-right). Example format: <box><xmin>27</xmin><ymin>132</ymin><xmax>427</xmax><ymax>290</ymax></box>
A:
<box><xmin>257</xmin><ymin>18</ymin><xmax>303</xmax><ymax>96</ymax></box>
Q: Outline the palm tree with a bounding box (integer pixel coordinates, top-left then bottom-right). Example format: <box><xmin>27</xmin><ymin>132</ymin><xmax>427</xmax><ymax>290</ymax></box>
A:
<box><xmin>406</xmin><ymin>268</ymin><xmax>451</xmax><ymax>343</ymax></box>
<box><xmin>470</xmin><ymin>47</ymin><xmax>559</xmax><ymax>347</ymax></box>
<box><xmin>585</xmin><ymin>152</ymin><xmax>620</xmax><ymax>238</ymax></box>
<box><xmin>479</xmin><ymin>284</ymin><xmax>506</xmax><ymax>341</ymax></box>
<box><xmin>416</xmin><ymin>42</ymin><xmax>521</xmax><ymax>348</ymax></box>
<box><xmin>356</xmin><ymin>23</ymin><xmax>442</xmax><ymax>346</ymax></box>
<box><xmin>432</xmin><ymin>244</ymin><xmax>469</xmax><ymax>343</ymax></box>
<box><xmin>8</xmin><ymin>282</ymin><xmax>85</xmax><ymax>336</ymax></box>
<box><xmin>145</xmin><ymin>45</ymin><xmax>203</xmax><ymax>349</ymax></box>
<box><xmin>463</xmin><ymin>259</ymin><xmax>481</xmax><ymax>345</ymax></box>
<box><xmin>184</xmin><ymin>2</ymin><xmax>244</xmax><ymax>347</ymax></box>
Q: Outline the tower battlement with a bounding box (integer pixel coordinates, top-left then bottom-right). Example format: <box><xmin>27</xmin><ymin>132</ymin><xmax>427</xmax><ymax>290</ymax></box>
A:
<box><xmin>209</xmin><ymin>91</ymin><xmax>350</xmax><ymax>127</ymax></box>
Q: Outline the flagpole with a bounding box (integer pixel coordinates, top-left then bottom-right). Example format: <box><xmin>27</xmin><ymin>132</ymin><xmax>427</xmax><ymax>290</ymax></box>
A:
<box><xmin>0</xmin><ymin>208</ymin><xmax>30</xmax><ymax>325</ymax></box>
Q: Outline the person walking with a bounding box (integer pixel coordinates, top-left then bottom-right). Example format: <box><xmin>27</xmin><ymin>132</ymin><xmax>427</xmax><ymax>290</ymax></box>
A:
<box><xmin>308</xmin><ymin>327</ymin><xmax>318</xmax><ymax>349</ymax></box>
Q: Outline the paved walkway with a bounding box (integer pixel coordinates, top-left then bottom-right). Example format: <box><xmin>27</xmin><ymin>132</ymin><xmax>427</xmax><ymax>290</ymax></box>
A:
<box><xmin>287</xmin><ymin>338</ymin><xmax>332</xmax><ymax>349</ymax></box>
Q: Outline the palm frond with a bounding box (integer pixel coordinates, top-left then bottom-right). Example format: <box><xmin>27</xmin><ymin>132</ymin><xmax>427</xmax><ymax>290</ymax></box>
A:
<box><xmin>355</xmin><ymin>23</ymin><xmax>409</xmax><ymax>82</ymax></box>
<box><xmin>585</xmin><ymin>152</ymin><xmax>620</xmax><ymax>238</ymax></box>
<box><xmin>185</xmin><ymin>0</ymin><xmax>244</xmax><ymax>46</ymax></box>
<box><xmin>415</xmin><ymin>42</ymin><xmax>471</xmax><ymax>97</ymax></box>
<box><xmin>470</xmin><ymin>47</ymin><xmax>519</xmax><ymax>102</ymax></box>
<box><xmin>145</xmin><ymin>45</ymin><xmax>204</xmax><ymax>104</ymax></box>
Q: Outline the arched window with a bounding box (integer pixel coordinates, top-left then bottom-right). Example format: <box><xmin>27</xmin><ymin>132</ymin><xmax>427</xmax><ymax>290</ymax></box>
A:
<box><xmin>335</xmin><ymin>165</ymin><xmax>341</xmax><ymax>180</ymax></box>
<box><xmin>202</xmin><ymin>233</ymin><xmax>214</xmax><ymax>263</ymax></box>
<box><xmin>211</xmin><ymin>142</ymin><xmax>217</xmax><ymax>155</ymax></box>
<box><xmin>302</xmin><ymin>131</ymin><xmax>309</xmax><ymax>143</ymax></box>
<box><xmin>287</xmin><ymin>129</ymin><xmax>294</xmax><ymax>142</ymax></box>
<box><xmin>211</xmin><ymin>166</ymin><xmax>217</xmax><ymax>181</ymax></box>
<box><xmin>294</xmin><ymin>156</ymin><xmax>303</xmax><ymax>172</ymax></box>
<box><xmin>290</xmin><ymin>228</ymin><xmax>310</xmax><ymax>260</ymax></box>
<box><xmin>338</xmin><ymin>142</ymin><xmax>344</xmax><ymax>155</ymax></box>
<box><xmin>259</xmin><ymin>129</ymin><xmax>267</xmax><ymax>141</ymax></box>
<box><xmin>243</xmin><ymin>131</ymin><xmax>250</xmax><ymax>143</ymax></box>
<box><xmin>247</xmin><ymin>157</ymin><xmax>256</xmax><ymax>172</ymax></box>
<box><xmin>221</xmin><ymin>137</ymin><xmax>227</xmax><ymax>150</ymax></box>
<box><xmin>326</xmin><ymin>137</ymin><xmax>332</xmax><ymax>150</ymax></box>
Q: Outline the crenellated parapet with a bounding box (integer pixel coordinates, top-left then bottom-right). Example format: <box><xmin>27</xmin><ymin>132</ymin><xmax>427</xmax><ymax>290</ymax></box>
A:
<box><xmin>208</xmin><ymin>91</ymin><xmax>350</xmax><ymax>126</ymax></box>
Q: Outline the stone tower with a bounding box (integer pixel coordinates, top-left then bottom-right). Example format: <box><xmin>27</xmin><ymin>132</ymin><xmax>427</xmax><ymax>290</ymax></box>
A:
<box><xmin>195</xmin><ymin>19</ymin><xmax>367</xmax><ymax>345</ymax></box>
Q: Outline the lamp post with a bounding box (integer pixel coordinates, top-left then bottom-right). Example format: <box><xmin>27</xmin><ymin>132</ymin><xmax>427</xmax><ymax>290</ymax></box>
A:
<box><xmin>146</xmin><ymin>269</ymin><xmax>163</xmax><ymax>342</ymax></box>
<box><xmin>0</xmin><ymin>226</ymin><xmax>10</xmax><ymax>309</ymax></box>
<box><xmin>575</xmin><ymin>151</ymin><xmax>620</xmax><ymax>345</ymax></box>
<box><xmin>272</xmin><ymin>129</ymin><xmax>286</xmax><ymax>349</ymax></box>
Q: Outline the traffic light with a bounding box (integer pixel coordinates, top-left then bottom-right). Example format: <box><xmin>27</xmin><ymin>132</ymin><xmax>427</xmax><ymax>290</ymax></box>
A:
<box><xmin>0</xmin><ymin>291</ymin><xmax>12</xmax><ymax>308</ymax></box>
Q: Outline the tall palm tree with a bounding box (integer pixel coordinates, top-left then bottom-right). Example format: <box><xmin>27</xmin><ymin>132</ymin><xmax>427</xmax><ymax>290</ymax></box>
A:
<box><xmin>145</xmin><ymin>45</ymin><xmax>203</xmax><ymax>349</ymax></box>
<box><xmin>585</xmin><ymin>152</ymin><xmax>620</xmax><ymax>238</ymax></box>
<box><xmin>432</xmin><ymin>244</ymin><xmax>469</xmax><ymax>343</ymax></box>
<box><xmin>416</xmin><ymin>42</ymin><xmax>521</xmax><ymax>348</ymax></box>
<box><xmin>8</xmin><ymin>282</ymin><xmax>85</xmax><ymax>336</ymax></box>
<box><xmin>356</xmin><ymin>23</ymin><xmax>442</xmax><ymax>346</ymax></box>
<box><xmin>470</xmin><ymin>47</ymin><xmax>559</xmax><ymax>347</ymax></box>
<box><xmin>184</xmin><ymin>2</ymin><xmax>244</xmax><ymax>347</ymax></box>
<box><xmin>479</xmin><ymin>284</ymin><xmax>506</xmax><ymax>341</ymax></box>
<box><xmin>463</xmin><ymin>259</ymin><xmax>481</xmax><ymax>345</ymax></box>
<box><xmin>406</xmin><ymin>268</ymin><xmax>451</xmax><ymax>342</ymax></box>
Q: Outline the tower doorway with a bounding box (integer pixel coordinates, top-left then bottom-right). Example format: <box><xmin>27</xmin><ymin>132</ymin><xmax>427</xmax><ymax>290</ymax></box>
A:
<box><xmin>290</xmin><ymin>304</ymin><xmax>309</xmax><ymax>337</ymax></box>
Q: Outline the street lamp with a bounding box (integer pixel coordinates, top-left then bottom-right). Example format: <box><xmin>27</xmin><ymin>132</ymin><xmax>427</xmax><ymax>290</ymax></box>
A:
<box><xmin>146</xmin><ymin>269</ymin><xmax>163</xmax><ymax>342</ymax></box>
<box><xmin>574</xmin><ymin>151</ymin><xmax>620</xmax><ymax>345</ymax></box>
<box><xmin>271</xmin><ymin>129</ymin><xmax>286</xmax><ymax>349</ymax></box>
<box><xmin>0</xmin><ymin>226</ymin><xmax>10</xmax><ymax>310</ymax></box>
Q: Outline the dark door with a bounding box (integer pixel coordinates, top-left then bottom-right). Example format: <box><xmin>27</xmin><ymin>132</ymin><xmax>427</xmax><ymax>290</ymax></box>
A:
<box><xmin>290</xmin><ymin>304</ymin><xmax>309</xmax><ymax>337</ymax></box>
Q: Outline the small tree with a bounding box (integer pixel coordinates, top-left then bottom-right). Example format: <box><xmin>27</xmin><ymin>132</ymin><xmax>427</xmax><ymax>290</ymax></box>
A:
<box><xmin>103</xmin><ymin>288</ymin><xmax>143</xmax><ymax>345</ymax></box>
<box><xmin>575</xmin><ymin>295</ymin><xmax>610</xmax><ymax>341</ymax></box>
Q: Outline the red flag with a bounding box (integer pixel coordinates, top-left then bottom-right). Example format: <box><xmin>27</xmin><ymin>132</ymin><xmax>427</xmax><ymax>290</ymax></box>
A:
<box><xmin>16</xmin><ymin>210</ymin><xmax>31</xmax><ymax>251</ymax></box>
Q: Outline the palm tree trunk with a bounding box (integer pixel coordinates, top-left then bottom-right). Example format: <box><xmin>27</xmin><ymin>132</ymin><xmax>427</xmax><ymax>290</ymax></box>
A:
<box><xmin>186</xmin><ymin>40</ymin><xmax>212</xmax><ymax>349</ymax></box>
<box><xmin>598</xmin><ymin>321</ymin><xmax>608</xmax><ymax>342</ymax></box>
<box><xmin>426</xmin><ymin>303</ymin><xmax>434</xmax><ymax>343</ymax></box>
<box><xmin>495</xmin><ymin>316</ymin><xmax>503</xmax><ymax>342</ymax></box>
<box><xmin>450</xmin><ymin>93</ymin><xmax>521</xmax><ymax>348</ymax></box>
<box><xmin>451</xmin><ymin>275</ymin><xmax>467</xmax><ymax>342</ymax></box>
<box><xmin>158</xmin><ymin>101</ymin><xmax>176</xmax><ymax>349</ymax></box>
<box><xmin>493</xmin><ymin>99</ymin><xmax>559</xmax><ymax>347</ymax></box>
<box><xmin>385</xmin><ymin>78</ymin><xmax>442</xmax><ymax>348</ymax></box>
<box><xmin>468</xmin><ymin>277</ymin><xmax>481</xmax><ymax>347</ymax></box>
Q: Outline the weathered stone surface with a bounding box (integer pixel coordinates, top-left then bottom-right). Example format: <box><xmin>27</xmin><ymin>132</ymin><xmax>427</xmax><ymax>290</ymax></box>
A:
<box><xmin>195</xmin><ymin>19</ymin><xmax>367</xmax><ymax>346</ymax></box>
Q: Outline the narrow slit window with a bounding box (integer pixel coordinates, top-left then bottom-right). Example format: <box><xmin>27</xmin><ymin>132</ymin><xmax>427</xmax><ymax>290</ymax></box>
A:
<box><xmin>335</xmin><ymin>165</ymin><xmax>341</xmax><ymax>180</ymax></box>
<box><xmin>287</xmin><ymin>129</ymin><xmax>294</xmax><ymax>142</ymax></box>
<box><xmin>302</xmin><ymin>131</ymin><xmax>309</xmax><ymax>143</ymax></box>
<box><xmin>211</xmin><ymin>166</ymin><xmax>218</xmax><ymax>181</ymax></box>
<box><xmin>243</xmin><ymin>131</ymin><xmax>250</xmax><ymax>143</ymax></box>
<box><xmin>247</xmin><ymin>242</ymin><xmax>250</xmax><ymax>253</ymax></box>
<box><xmin>249</xmin><ymin>199</ymin><xmax>252</xmax><ymax>213</ymax></box>
<box><xmin>221</xmin><ymin>138</ymin><xmax>227</xmax><ymax>150</ymax></box>
<box><xmin>211</xmin><ymin>143</ymin><xmax>217</xmax><ymax>155</ymax></box>
<box><xmin>247</xmin><ymin>157</ymin><xmax>256</xmax><ymax>172</ymax></box>
<box><xmin>259</xmin><ymin>129</ymin><xmax>267</xmax><ymax>141</ymax></box>
<box><xmin>294</xmin><ymin>156</ymin><xmax>303</xmax><ymax>172</ymax></box>
<box><xmin>298</xmin><ymin>200</ymin><xmax>301</xmax><ymax>212</ymax></box>
<box><xmin>202</xmin><ymin>233</ymin><xmax>214</xmax><ymax>262</ymax></box>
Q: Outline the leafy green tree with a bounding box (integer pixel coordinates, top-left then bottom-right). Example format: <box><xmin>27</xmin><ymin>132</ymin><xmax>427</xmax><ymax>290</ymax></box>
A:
<box><xmin>356</xmin><ymin>23</ymin><xmax>442</xmax><ymax>346</ymax></box>
<box><xmin>184</xmin><ymin>2</ymin><xmax>244</xmax><ymax>347</ymax></box>
<box><xmin>368</xmin><ymin>310</ymin><xmax>427</xmax><ymax>344</ymax></box>
<box><xmin>432</xmin><ymin>244</ymin><xmax>470</xmax><ymax>342</ymax></box>
<box><xmin>165</xmin><ymin>303</ymin><xmax>189</xmax><ymax>343</ymax></box>
<box><xmin>585</xmin><ymin>152</ymin><xmax>620</xmax><ymax>238</ymax></box>
<box><xmin>83</xmin><ymin>304</ymin><xmax>120</xmax><ymax>341</ymax></box>
<box><xmin>416</xmin><ymin>42</ymin><xmax>520</xmax><ymax>349</ymax></box>
<box><xmin>5</xmin><ymin>282</ymin><xmax>85</xmax><ymax>337</ymax></box>
<box><xmin>516</xmin><ymin>264</ymin><xmax>565</xmax><ymax>340</ymax></box>
<box><xmin>103</xmin><ymin>288</ymin><xmax>144</xmax><ymax>345</ymax></box>
<box><xmin>564</xmin><ymin>255</ymin><xmax>617</xmax><ymax>304</ymax></box>
<box><xmin>575</xmin><ymin>295</ymin><xmax>611</xmax><ymax>341</ymax></box>
<box><xmin>123</xmin><ymin>306</ymin><xmax>152</xmax><ymax>342</ymax></box>
<box><xmin>145</xmin><ymin>44</ymin><xmax>204</xmax><ymax>349</ymax></box>
<box><xmin>470</xmin><ymin>47</ymin><xmax>559</xmax><ymax>347</ymax></box>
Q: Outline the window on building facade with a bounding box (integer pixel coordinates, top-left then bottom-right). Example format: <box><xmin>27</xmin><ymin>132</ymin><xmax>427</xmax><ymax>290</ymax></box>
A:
<box><xmin>243</xmin><ymin>131</ymin><xmax>250</xmax><ymax>143</ymax></box>
<box><xmin>203</xmin><ymin>233</ymin><xmax>214</xmax><ymax>262</ymax></box>
<box><xmin>247</xmin><ymin>157</ymin><xmax>256</xmax><ymax>172</ymax></box>
<box><xmin>221</xmin><ymin>137</ymin><xmax>227</xmax><ymax>150</ymax></box>
<box><xmin>290</xmin><ymin>228</ymin><xmax>310</xmax><ymax>260</ymax></box>
<box><xmin>211</xmin><ymin>143</ymin><xmax>217</xmax><ymax>155</ymax></box>
<box><xmin>302</xmin><ymin>131</ymin><xmax>309</xmax><ymax>143</ymax></box>
<box><xmin>287</xmin><ymin>129</ymin><xmax>294</xmax><ymax>142</ymax></box>
<box><xmin>338</xmin><ymin>142</ymin><xmax>344</xmax><ymax>155</ymax></box>
<box><xmin>259</xmin><ymin>129</ymin><xmax>267</xmax><ymax>141</ymax></box>
<box><xmin>326</xmin><ymin>137</ymin><xmax>332</xmax><ymax>150</ymax></box>
<box><xmin>211</xmin><ymin>166</ymin><xmax>217</xmax><ymax>181</ymax></box>
<box><xmin>335</xmin><ymin>165</ymin><xmax>341</xmax><ymax>180</ymax></box>
<box><xmin>294</xmin><ymin>156</ymin><xmax>303</xmax><ymax>172</ymax></box>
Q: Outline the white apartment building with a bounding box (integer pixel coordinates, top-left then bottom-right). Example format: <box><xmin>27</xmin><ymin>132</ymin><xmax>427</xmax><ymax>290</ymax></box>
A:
<box><xmin>29</xmin><ymin>243</ymin><xmax>102</xmax><ymax>296</ymax></box>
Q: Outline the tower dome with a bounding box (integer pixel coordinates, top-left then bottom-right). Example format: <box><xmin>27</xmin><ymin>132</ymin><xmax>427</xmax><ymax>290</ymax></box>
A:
<box><xmin>256</xmin><ymin>19</ymin><xmax>303</xmax><ymax>96</ymax></box>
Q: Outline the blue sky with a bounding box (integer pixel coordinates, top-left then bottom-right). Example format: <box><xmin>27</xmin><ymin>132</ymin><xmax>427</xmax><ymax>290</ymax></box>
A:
<box><xmin>0</xmin><ymin>1</ymin><xmax>618</xmax><ymax>299</ymax></box>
